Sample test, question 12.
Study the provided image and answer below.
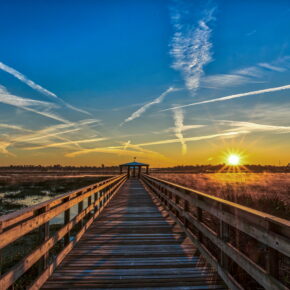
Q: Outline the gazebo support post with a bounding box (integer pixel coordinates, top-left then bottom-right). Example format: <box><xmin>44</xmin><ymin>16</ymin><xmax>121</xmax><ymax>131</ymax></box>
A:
<box><xmin>119</xmin><ymin>161</ymin><xmax>149</xmax><ymax>179</ymax></box>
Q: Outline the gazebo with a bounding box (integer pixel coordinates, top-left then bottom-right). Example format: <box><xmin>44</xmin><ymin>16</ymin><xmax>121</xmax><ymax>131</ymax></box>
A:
<box><xmin>119</xmin><ymin>161</ymin><xmax>149</xmax><ymax>178</ymax></box>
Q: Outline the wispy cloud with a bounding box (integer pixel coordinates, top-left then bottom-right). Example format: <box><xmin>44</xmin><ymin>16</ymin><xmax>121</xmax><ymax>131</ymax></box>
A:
<box><xmin>221</xmin><ymin>120</ymin><xmax>290</xmax><ymax>134</ymax></box>
<box><xmin>0</xmin><ymin>118</ymin><xmax>101</xmax><ymax>155</ymax></box>
<box><xmin>0</xmin><ymin>142</ymin><xmax>14</xmax><ymax>156</ymax></box>
<box><xmin>0</xmin><ymin>123</ymin><xmax>32</xmax><ymax>132</ymax></box>
<box><xmin>133</xmin><ymin>131</ymin><xmax>245</xmax><ymax>147</ymax></box>
<box><xmin>170</xmin><ymin>5</ymin><xmax>215</xmax><ymax>91</ymax></box>
<box><xmin>172</xmin><ymin>108</ymin><xmax>187</xmax><ymax>154</ymax></box>
<box><xmin>123</xmin><ymin>140</ymin><xmax>131</xmax><ymax>150</ymax></box>
<box><xmin>246</xmin><ymin>29</ymin><xmax>257</xmax><ymax>37</ymax></box>
<box><xmin>0</xmin><ymin>85</ymin><xmax>68</xmax><ymax>123</ymax></box>
<box><xmin>201</xmin><ymin>73</ymin><xmax>259</xmax><ymax>89</ymax></box>
<box><xmin>163</xmin><ymin>84</ymin><xmax>290</xmax><ymax>111</ymax></box>
<box><xmin>258</xmin><ymin>62</ymin><xmax>286</xmax><ymax>72</ymax></box>
<box><xmin>13</xmin><ymin>119</ymin><xmax>100</xmax><ymax>144</ymax></box>
<box><xmin>23</xmin><ymin>137</ymin><xmax>107</xmax><ymax>150</ymax></box>
<box><xmin>162</xmin><ymin>124</ymin><xmax>205</xmax><ymax>134</ymax></box>
<box><xmin>66</xmin><ymin>142</ymin><xmax>168</xmax><ymax>162</ymax></box>
<box><xmin>0</xmin><ymin>61</ymin><xmax>91</xmax><ymax>116</ymax></box>
<box><xmin>234</xmin><ymin>66</ymin><xmax>263</xmax><ymax>78</ymax></box>
<box><xmin>122</xmin><ymin>87</ymin><xmax>177</xmax><ymax>124</ymax></box>
<box><xmin>201</xmin><ymin>57</ymin><xmax>289</xmax><ymax>89</ymax></box>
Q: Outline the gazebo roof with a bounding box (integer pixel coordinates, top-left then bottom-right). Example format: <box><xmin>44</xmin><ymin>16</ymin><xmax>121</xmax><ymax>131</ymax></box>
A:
<box><xmin>120</xmin><ymin>161</ymin><xmax>149</xmax><ymax>166</ymax></box>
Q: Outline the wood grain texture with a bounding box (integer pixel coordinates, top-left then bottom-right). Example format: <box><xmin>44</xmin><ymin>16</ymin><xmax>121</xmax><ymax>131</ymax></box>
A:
<box><xmin>42</xmin><ymin>179</ymin><xmax>225</xmax><ymax>289</ymax></box>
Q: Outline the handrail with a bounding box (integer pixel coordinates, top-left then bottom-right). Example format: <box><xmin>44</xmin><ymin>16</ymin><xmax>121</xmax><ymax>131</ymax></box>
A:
<box><xmin>0</xmin><ymin>174</ymin><xmax>127</xmax><ymax>290</ymax></box>
<box><xmin>0</xmin><ymin>175</ymin><xmax>118</xmax><ymax>230</ymax></box>
<box><xmin>141</xmin><ymin>174</ymin><xmax>290</xmax><ymax>290</ymax></box>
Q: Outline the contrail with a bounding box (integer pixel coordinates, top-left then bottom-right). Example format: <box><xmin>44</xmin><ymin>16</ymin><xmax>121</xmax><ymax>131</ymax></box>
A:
<box><xmin>135</xmin><ymin>131</ymin><xmax>245</xmax><ymax>147</ymax></box>
<box><xmin>123</xmin><ymin>140</ymin><xmax>131</xmax><ymax>150</ymax></box>
<box><xmin>0</xmin><ymin>85</ymin><xmax>68</xmax><ymax>123</ymax></box>
<box><xmin>173</xmin><ymin>108</ymin><xmax>187</xmax><ymax>154</ymax></box>
<box><xmin>0</xmin><ymin>61</ymin><xmax>91</xmax><ymax>115</ymax></box>
<box><xmin>24</xmin><ymin>137</ymin><xmax>107</xmax><ymax>150</ymax></box>
<box><xmin>162</xmin><ymin>84</ymin><xmax>290</xmax><ymax>111</ymax></box>
<box><xmin>122</xmin><ymin>87</ymin><xmax>177</xmax><ymax>124</ymax></box>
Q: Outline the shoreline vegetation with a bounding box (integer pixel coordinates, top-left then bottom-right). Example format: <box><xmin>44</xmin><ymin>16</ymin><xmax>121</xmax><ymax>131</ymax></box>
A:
<box><xmin>0</xmin><ymin>164</ymin><xmax>289</xmax><ymax>173</ymax></box>
<box><xmin>0</xmin><ymin>169</ymin><xmax>289</xmax><ymax>220</ymax></box>
<box><xmin>152</xmin><ymin>173</ymin><xmax>290</xmax><ymax>220</ymax></box>
<box><xmin>0</xmin><ymin>175</ymin><xmax>111</xmax><ymax>216</ymax></box>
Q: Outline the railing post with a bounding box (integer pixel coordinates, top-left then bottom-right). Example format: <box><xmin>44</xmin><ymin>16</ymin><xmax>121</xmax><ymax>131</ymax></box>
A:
<box><xmin>219</xmin><ymin>204</ymin><xmax>230</xmax><ymax>271</ymax></box>
<box><xmin>196</xmin><ymin>196</ymin><xmax>203</xmax><ymax>243</ymax></box>
<box><xmin>175</xmin><ymin>193</ymin><xmax>180</xmax><ymax>220</ymax></box>
<box><xmin>165</xmin><ymin>187</ymin><xmax>170</xmax><ymax>211</ymax></box>
<box><xmin>159</xmin><ymin>184</ymin><xmax>165</xmax><ymax>205</ymax></box>
<box><xmin>38</xmin><ymin>205</ymin><xmax>50</xmax><ymax>273</ymax></box>
<box><xmin>100</xmin><ymin>189</ymin><xmax>104</xmax><ymax>209</ymax></box>
<box><xmin>184</xmin><ymin>192</ymin><xmax>189</xmax><ymax>228</ymax></box>
<box><xmin>88</xmin><ymin>195</ymin><xmax>92</xmax><ymax>218</ymax></box>
<box><xmin>78</xmin><ymin>199</ymin><xmax>84</xmax><ymax>229</ymax></box>
<box><xmin>64</xmin><ymin>198</ymin><xmax>71</xmax><ymax>245</ymax></box>
<box><xmin>265</xmin><ymin>220</ymin><xmax>279</xmax><ymax>278</ymax></box>
<box><xmin>0</xmin><ymin>221</ymin><xmax>3</xmax><ymax>276</ymax></box>
<box><xmin>94</xmin><ymin>191</ymin><xmax>97</xmax><ymax>214</ymax></box>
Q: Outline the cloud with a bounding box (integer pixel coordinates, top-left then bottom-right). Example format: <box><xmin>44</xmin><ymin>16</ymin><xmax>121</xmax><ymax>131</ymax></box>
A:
<box><xmin>0</xmin><ymin>85</ymin><xmax>68</xmax><ymax>123</ymax></box>
<box><xmin>122</xmin><ymin>87</ymin><xmax>177</xmax><ymax>124</ymax></box>
<box><xmin>170</xmin><ymin>6</ymin><xmax>215</xmax><ymax>91</ymax></box>
<box><xmin>162</xmin><ymin>124</ymin><xmax>205</xmax><ymax>134</ymax></box>
<box><xmin>23</xmin><ymin>137</ymin><xmax>107</xmax><ymax>150</ymax></box>
<box><xmin>163</xmin><ymin>84</ymin><xmax>290</xmax><ymax>111</ymax></box>
<box><xmin>201</xmin><ymin>74</ymin><xmax>258</xmax><ymax>88</ymax></box>
<box><xmin>132</xmin><ymin>131</ymin><xmax>245</xmax><ymax>147</ymax></box>
<box><xmin>0</xmin><ymin>123</ymin><xmax>32</xmax><ymax>132</ymax></box>
<box><xmin>221</xmin><ymin>120</ymin><xmax>290</xmax><ymax>134</ymax></box>
<box><xmin>172</xmin><ymin>108</ymin><xmax>187</xmax><ymax>154</ymax></box>
<box><xmin>258</xmin><ymin>63</ymin><xmax>286</xmax><ymax>72</ymax></box>
<box><xmin>123</xmin><ymin>140</ymin><xmax>131</xmax><ymax>150</ymax></box>
<box><xmin>66</xmin><ymin>142</ymin><xmax>168</xmax><ymax>162</ymax></box>
<box><xmin>0</xmin><ymin>118</ymin><xmax>101</xmax><ymax>156</ymax></box>
<box><xmin>246</xmin><ymin>30</ymin><xmax>257</xmax><ymax>36</ymax></box>
<box><xmin>200</xmin><ymin>56</ymin><xmax>290</xmax><ymax>89</ymax></box>
<box><xmin>0</xmin><ymin>142</ymin><xmax>14</xmax><ymax>156</ymax></box>
<box><xmin>235</xmin><ymin>66</ymin><xmax>263</xmax><ymax>78</ymax></box>
<box><xmin>13</xmin><ymin>119</ymin><xmax>100</xmax><ymax>144</ymax></box>
<box><xmin>0</xmin><ymin>61</ymin><xmax>91</xmax><ymax>116</ymax></box>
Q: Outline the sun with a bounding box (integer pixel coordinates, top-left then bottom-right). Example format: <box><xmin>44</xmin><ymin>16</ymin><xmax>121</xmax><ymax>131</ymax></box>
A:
<box><xmin>227</xmin><ymin>154</ymin><xmax>241</xmax><ymax>166</ymax></box>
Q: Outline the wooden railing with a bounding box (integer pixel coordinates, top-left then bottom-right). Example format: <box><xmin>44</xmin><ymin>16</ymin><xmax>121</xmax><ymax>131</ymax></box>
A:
<box><xmin>0</xmin><ymin>174</ymin><xmax>127</xmax><ymax>290</ymax></box>
<box><xmin>142</xmin><ymin>174</ymin><xmax>290</xmax><ymax>290</ymax></box>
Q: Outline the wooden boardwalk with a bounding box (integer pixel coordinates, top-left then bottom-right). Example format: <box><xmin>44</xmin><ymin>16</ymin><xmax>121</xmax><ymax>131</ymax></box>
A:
<box><xmin>42</xmin><ymin>179</ymin><xmax>225</xmax><ymax>289</ymax></box>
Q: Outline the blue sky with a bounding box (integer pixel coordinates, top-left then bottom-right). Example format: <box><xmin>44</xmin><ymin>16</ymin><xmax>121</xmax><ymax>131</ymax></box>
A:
<box><xmin>0</xmin><ymin>0</ymin><xmax>290</xmax><ymax>166</ymax></box>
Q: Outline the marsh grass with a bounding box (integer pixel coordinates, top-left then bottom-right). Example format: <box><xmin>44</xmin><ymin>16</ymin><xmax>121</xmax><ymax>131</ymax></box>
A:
<box><xmin>153</xmin><ymin>173</ymin><xmax>290</xmax><ymax>287</ymax></box>
<box><xmin>153</xmin><ymin>173</ymin><xmax>290</xmax><ymax>219</ymax></box>
<box><xmin>0</xmin><ymin>175</ymin><xmax>111</xmax><ymax>215</ymax></box>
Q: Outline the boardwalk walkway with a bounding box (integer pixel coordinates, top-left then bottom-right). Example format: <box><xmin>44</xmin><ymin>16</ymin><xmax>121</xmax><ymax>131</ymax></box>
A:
<box><xmin>42</xmin><ymin>179</ymin><xmax>226</xmax><ymax>289</ymax></box>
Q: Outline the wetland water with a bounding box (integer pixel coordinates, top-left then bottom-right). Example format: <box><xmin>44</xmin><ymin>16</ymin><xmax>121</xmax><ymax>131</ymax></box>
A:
<box><xmin>0</xmin><ymin>174</ymin><xmax>111</xmax><ymax>223</ymax></box>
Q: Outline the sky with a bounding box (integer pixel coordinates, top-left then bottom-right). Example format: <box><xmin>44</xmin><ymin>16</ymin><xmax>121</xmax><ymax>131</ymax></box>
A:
<box><xmin>0</xmin><ymin>0</ymin><xmax>290</xmax><ymax>166</ymax></box>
